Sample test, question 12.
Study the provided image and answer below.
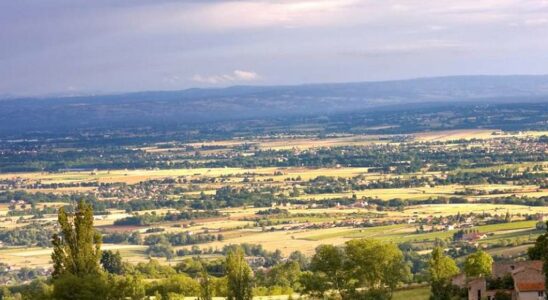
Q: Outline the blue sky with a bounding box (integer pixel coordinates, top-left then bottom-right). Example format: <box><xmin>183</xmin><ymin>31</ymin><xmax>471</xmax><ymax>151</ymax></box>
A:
<box><xmin>1</xmin><ymin>0</ymin><xmax>548</xmax><ymax>96</ymax></box>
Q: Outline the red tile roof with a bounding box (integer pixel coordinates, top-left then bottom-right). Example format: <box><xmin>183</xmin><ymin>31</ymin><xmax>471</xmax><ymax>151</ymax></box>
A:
<box><xmin>516</xmin><ymin>282</ymin><xmax>545</xmax><ymax>292</ymax></box>
<box><xmin>513</xmin><ymin>265</ymin><xmax>545</xmax><ymax>292</ymax></box>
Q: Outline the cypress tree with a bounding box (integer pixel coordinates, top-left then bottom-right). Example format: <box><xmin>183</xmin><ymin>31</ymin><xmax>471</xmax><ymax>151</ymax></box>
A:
<box><xmin>226</xmin><ymin>246</ymin><xmax>253</xmax><ymax>300</ymax></box>
<box><xmin>51</xmin><ymin>201</ymin><xmax>102</xmax><ymax>278</ymax></box>
<box><xmin>198</xmin><ymin>260</ymin><xmax>213</xmax><ymax>300</ymax></box>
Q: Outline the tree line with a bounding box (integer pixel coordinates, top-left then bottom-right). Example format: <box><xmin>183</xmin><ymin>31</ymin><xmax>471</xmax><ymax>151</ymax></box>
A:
<box><xmin>2</xmin><ymin>201</ymin><xmax>547</xmax><ymax>300</ymax></box>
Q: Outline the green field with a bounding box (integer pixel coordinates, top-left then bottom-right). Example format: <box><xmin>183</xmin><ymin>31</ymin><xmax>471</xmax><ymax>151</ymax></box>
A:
<box><xmin>301</xmin><ymin>220</ymin><xmax>538</xmax><ymax>240</ymax></box>
<box><xmin>302</xmin><ymin>224</ymin><xmax>408</xmax><ymax>241</ymax></box>
<box><xmin>393</xmin><ymin>286</ymin><xmax>430</xmax><ymax>300</ymax></box>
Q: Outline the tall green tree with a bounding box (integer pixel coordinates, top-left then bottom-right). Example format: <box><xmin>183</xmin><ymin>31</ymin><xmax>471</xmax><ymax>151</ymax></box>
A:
<box><xmin>428</xmin><ymin>247</ymin><xmax>460</xmax><ymax>300</ymax></box>
<box><xmin>226</xmin><ymin>246</ymin><xmax>253</xmax><ymax>300</ymax></box>
<box><xmin>344</xmin><ymin>239</ymin><xmax>410</xmax><ymax>299</ymax></box>
<box><xmin>51</xmin><ymin>201</ymin><xmax>106</xmax><ymax>300</ymax></box>
<box><xmin>51</xmin><ymin>201</ymin><xmax>102</xmax><ymax>278</ymax></box>
<box><xmin>464</xmin><ymin>250</ymin><xmax>493</xmax><ymax>278</ymax></box>
<box><xmin>199</xmin><ymin>260</ymin><xmax>213</xmax><ymax>300</ymax></box>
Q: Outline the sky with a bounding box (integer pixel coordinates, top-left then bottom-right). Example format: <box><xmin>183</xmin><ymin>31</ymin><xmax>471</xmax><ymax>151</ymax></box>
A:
<box><xmin>1</xmin><ymin>0</ymin><xmax>548</xmax><ymax>97</ymax></box>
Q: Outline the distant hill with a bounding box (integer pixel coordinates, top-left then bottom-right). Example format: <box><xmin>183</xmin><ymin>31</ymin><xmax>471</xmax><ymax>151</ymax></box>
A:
<box><xmin>2</xmin><ymin>75</ymin><xmax>548</xmax><ymax>135</ymax></box>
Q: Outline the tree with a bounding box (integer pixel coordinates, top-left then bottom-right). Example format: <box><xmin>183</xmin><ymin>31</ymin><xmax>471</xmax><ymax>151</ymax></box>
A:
<box><xmin>301</xmin><ymin>239</ymin><xmax>410</xmax><ymax>300</ymax></box>
<box><xmin>288</xmin><ymin>250</ymin><xmax>309</xmax><ymax>270</ymax></box>
<box><xmin>107</xmin><ymin>275</ymin><xmax>145</xmax><ymax>300</ymax></box>
<box><xmin>504</xmin><ymin>211</ymin><xmax>511</xmax><ymax>223</ymax></box>
<box><xmin>0</xmin><ymin>287</ymin><xmax>12</xmax><ymax>300</ymax></box>
<box><xmin>428</xmin><ymin>247</ymin><xmax>460</xmax><ymax>300</ymax></box>
<box><xmin>149</xmin><ymin>274</ymin><xmax>200</xmax><ymax>299</ymax></box>
<box><xmin>198</xmin><ymin>263</ymin><xmax>213</xmax><ymax>300</ymax></box>
<box><xmin>310</xmin><ymin>245</ymin><xmax>344</xmax><ymax>291</ymax></box>
<box><xmin>226</xmin><ymin>246</ymin><xmax>253</xmax><ymax>300</ymax></box>
<box><xmin>527</xmin><ymin>228</ymin><xmax>547</xmax><ymax>260</ymax></box>
<box><xmin>527</xmin><ymin>221</ymin><xmax>547</xmax><ymax>294</ymax></box>
<box><xmin>493</xmin><ymin>291</ymin><xmax>511</xmax><ymax>300</ymax></box>
<box><xmin>211</xmin><ymin>276</ymin><xmax>228</xmax><ymax>298</ymax></box>
<box><xmin>50</xmin><ymin>201</ymin><xmax>107</xmax><ymax>300</ymax></box>
<box><xmin>51</xmin><ymin>201</ymin><xmax>102</xmax><ymax>278</ymax></box>
<box><xmin>128</xmin><ymin>232</ymin><xmax>142</xmax><ymax>245</ymax></box>
<box><xmin>101</xmin><ymin>250</ymin><xmax>124</xmax><ymax>274</ymax></box>
<box><xmin>146</xmin><ymin>239</ymin><xmax>174</xmax><ymax>260</ymax></box>
<box><xmin>265</xmin><ymin>261</ymin><xmax>301</xmax><ymax>289</ymax></box>
<box><xmin>344</xmin><ymin>239</ymin><xmax>410</xmax><ymax>299</ymax></box>
<box><xmin>52</xmin><ymin>273</ymin><xmax>109</xmax><ymax>300</ymax></box>
<box><xmin>464</xmin><ymin>250</ymin><xmax>493</xmax><ymax>278</ymax></box>
<box><xmin>20</xmin><ymin>278</ymin><xmax>53</xmax><ymax>300</ymax></box>
<box><xmin>300</xmin><ymin>244</ymin><xmax>345</xmax><ymax>298</ymax></box>
<box><xmin>299</xmin><ymin>271</ymin><xmax>330</xmax><ymax>299</ymax></box>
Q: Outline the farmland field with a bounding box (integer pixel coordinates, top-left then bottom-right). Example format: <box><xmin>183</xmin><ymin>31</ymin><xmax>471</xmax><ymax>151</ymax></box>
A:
<box><xmin>1</xmin><ymin>134</ymin><xmax>546</xmax><ymax>258</ymax></box>
<box><xmin>0</xmin><ymin>118</ymin><xmax>546</xmax><ymax>299</ymax></box>
<box><xmin>392</xmin><ymin>286</ymin><xmax>430</xmax><ymax>300</ymax></box>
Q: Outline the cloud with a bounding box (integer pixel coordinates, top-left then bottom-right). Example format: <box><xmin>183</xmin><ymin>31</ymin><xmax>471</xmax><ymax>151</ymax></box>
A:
<box><xmin>125</xmin><ymin>0</ymin><xmax>544</xmax><ymax>34</ymax></box>
<box><xmin>233</xmin><ymin>70</ymin><xmax>260</xmax><ymax>81</ymax></box>
<box><xmin>340</xmin><ymin>40</ymin><xmax>465</xmax><ymax>57</ymax></box>
<box><xmin>192</xmin><ymin>70</ymin><xmax>260</xmax><ymax>84</ymax></box>
<box><xmin>113</xmin><ymin>0</ymin><xmax>364</xmax><ymax>34</ymax></box>
<box><xmin>2</xmin><ymin>0</ymin><xmax>548</xmax><ymax>96</ymax></box>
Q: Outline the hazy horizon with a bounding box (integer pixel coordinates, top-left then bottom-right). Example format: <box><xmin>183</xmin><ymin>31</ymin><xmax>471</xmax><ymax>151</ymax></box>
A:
<box><xmin>2</xmin><ymin>0</ymin><xmax>548</xmax><ymax>97</ymax></box>
<box><xmin>1</xmin><ymin>73</ymin><xmax>546</xmax><ymax>100</ymax></box>
<box><xmin>1</xmin><ymin>73</ymin><xmax>548</xmax><ymax>100</ymax></box>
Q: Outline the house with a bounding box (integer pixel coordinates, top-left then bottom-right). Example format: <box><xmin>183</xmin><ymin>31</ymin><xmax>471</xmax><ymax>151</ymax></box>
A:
<box><xmin>352</xmin><ymin>201</ymin><xmax>368</xmax><ymax>208</ymax></box>
<box><xmin>453</xmin><ymin>260</ymin><xmax>546</xmax><ymax>300</ymax></box>
<box><xmin>490</xmin><ymin>261</ymin><xmax>545</xmax><ymax>300</ymax></box>
<box><xmin>468</xmin><ymin>277</ymin><xmax>487</xmax><ymax>300</ymax></box>
<box><xmin>462</xmin><ymin>232</ymin><xmax>487</xmax><ymax>242</ymax></box>
<box><xmin>512</xmin><ymin>266</ymin><xmax>545</xmax><ymax>300</ymax></box>
<box><xmin>245</xmin><ymin>256</ymin><xmax>266</xmax><ymax>268</ymax></box>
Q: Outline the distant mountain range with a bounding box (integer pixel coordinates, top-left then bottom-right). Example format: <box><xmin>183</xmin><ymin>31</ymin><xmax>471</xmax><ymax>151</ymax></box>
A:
<box><xmin>2</xmin><ymin>75</ymin><xmax>548</xmax><ymax>135</ymax></box>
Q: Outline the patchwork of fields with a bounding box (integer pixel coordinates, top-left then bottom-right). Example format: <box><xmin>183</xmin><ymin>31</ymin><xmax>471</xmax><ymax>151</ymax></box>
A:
<box><xmin>0</xmin><ymin>128</ymin><xmax>546</xmax><ymax>298</ymax></box>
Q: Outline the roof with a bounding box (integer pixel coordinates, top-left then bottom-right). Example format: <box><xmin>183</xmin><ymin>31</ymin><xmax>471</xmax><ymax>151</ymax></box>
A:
<box><xmin>492</xmin><ymin>260</ymin><xmax>543</xmax><ymax>278</ymax></box>
<box><xmin>463</xmin><ymin>232</ymin><xmax>485</xmax><ymax>240</ymax></box>
<box><xmin>513</xmin><ymin>266</ymin><xmax>545</xmax><ymax>293</ymax></box>
<box><xmin>516</xmin><ymin>282</ymin><xmax>545</xmax><ymax>292</ymax></box>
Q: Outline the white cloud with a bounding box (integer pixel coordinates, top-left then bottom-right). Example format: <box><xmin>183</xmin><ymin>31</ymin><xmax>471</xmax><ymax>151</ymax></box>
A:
<box><xmin>192</xmin><ymin>70</ymin><xmax>260</xmax><ymax>84</ymax></box>
<box><xmin>122</xmin><ymin>0</ymin><xmax>548</xmax><ymax>33</ymax></box>
<box><xmin>119</xmin><ymin>0</ymin><xmax>363</xmax><ymax>34</ymax></box>
<box><xmin>233</xmin><ymin>70</ymin><xmax>260</xmax><ymax>81</ymax></box>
